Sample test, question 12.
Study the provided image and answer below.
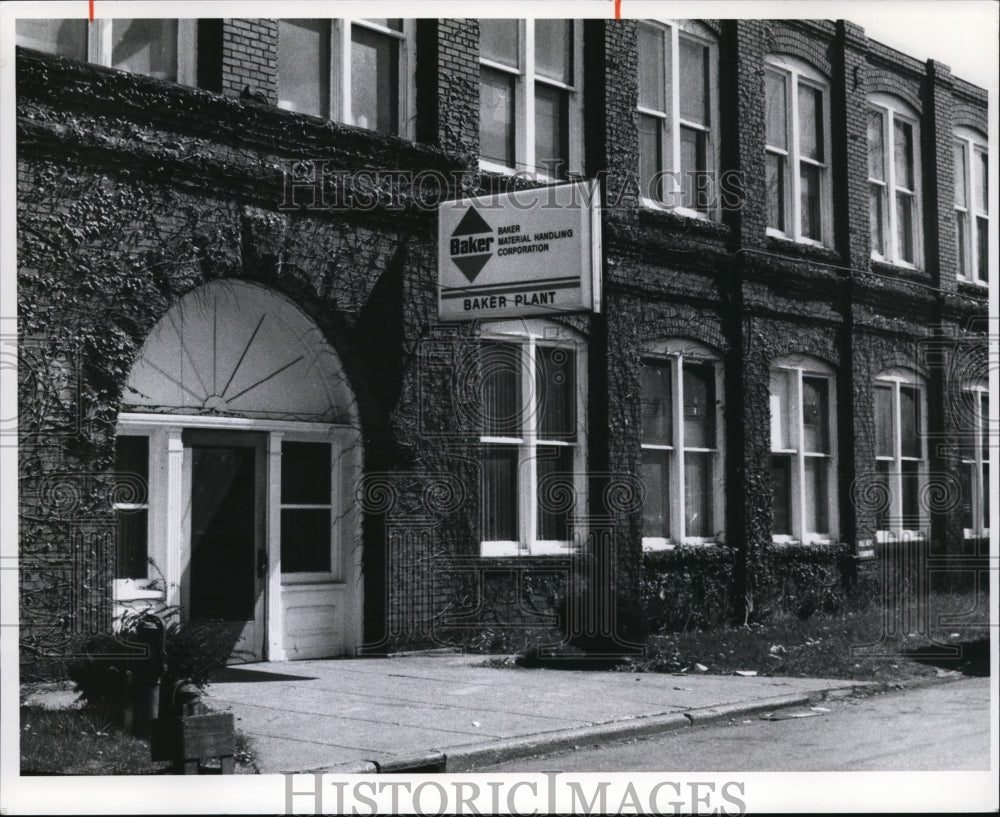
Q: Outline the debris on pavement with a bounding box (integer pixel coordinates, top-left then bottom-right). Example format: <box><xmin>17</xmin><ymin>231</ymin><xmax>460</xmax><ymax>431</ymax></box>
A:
<box><xmin>733</xmin><ymin>670</ymin><xmax>758</xmax><ymax>677</ymax></box>
<box><xmin>760</xmin><ymin>708</ymin><xmax>827</xmax><ymax>721</ymax></box>
<box><xmin>694</xmin><ymin>663</ymin><xmax>709</xmax><ymax>672</ymax></box>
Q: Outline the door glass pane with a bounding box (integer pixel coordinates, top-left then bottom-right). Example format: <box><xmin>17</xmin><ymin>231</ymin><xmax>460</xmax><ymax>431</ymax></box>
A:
<box><xmin>534</xmin><ymin>84</ymin><xmax>568</xmax><ymax>175</ymax></box>
<box><xmin>960</xmin><ymin>462</ymin><xmax>974</xmax><ymax>529</ymax></box>
<box><xmin>639</xmin><ymin>114</ymin><xmax>664</xmax><ymax>202</ymax></box>
<box><xmin>893</xmin><ymin>119</ymin><xmax>914</xmax><ymax>190</ymax></box>
<box><xmin>899</xmin><ymin>385</ymin><xmax>921</xmax><ymax>459</ymax></box>
<box><xmin>481</xmin><ymin>341</ymin><xmax>521</xmax><ymax>436</ymax></box>
<box><xmin>766</xmin><ymin>152</ymin><xmax>785</xmax><ymax>231</ymax></box>
<box><xmin>772</xmin><ymin>454</ymin><xmax>792</xmax><ymax>535</ymax></box>
<box><xmin>641</xmin><ymin>361</ymin><xmax>672</xmax><ymax>446</ymax></box>
<box><xmin>638</xmin><ymin>24</ymin><xmax>667</xmax><ymax>112</ymax></box>
<box><xmin>351</xmin><ymin>25</ymin><xmax>399</xmax><ymax>134</ymax></box>
<box><xmin>278</xmin><ymin>19</ymin><xmax>330</xmax><ymax>117</ymax></box>
<box><xmin>954</xmin><ymin>142</ymin><xmax>967</xmax><ymax>206</ymax></box>
<box><xmin>981</xmin><ymin>394</ymin><xmax>990</xmax><ymax>451</ymax></box>
<box><xmin>482</xmin><ymin>446</ymin><xmax>518</xmax><ymax>540</ymax></box>
<box><xmin>901</xmin><ymin>460</ymin><xmax>920</xmax><ymax>529</ymax></box>
<box><xmin>536</xmin><ymin>445</ymin><xmax>573</xmax><ymax>540</ymax></box>
<box><xmin>870</xmin><ymin>184</ymin><xmax>885</xmax><ymax>254</ymax></box>
<box><xmin>281</xmin><ymin>509</ymin><xmax>331</xmax><ymax>572</ymax></box>
<box><xmin>896</xmin><ymin>192</ymin><xmax>914</xmax><ymax>263</ymax></box>
<box><xmin>798</xmin><ymin>84</ymin><xmax>823</xmax><ymax>161</ymax></box>
<box><xmin>537</xmin><ymin>346</ymin><xmax>575</xmax><ymax>440</ymax></box>
<box><xmin>874</xmin><ymin>386</ymin><xmax>894</xmax><ymax>458</ymax></box>
<box><xmin>115</xmin><ymin>436</ymin><xmax>149</xmax><ymax>580</ymax></box>
<box><xmin>111</xmin><ymin>19</ymin><xmax>178</xmax><ymax>81</ymax></box>
<box><xmin>678</xmin><ymin>36</ymin><xmax>708</xmax><ymax>125</ymax></box>
<box><xmin>15</xmin><ymin>19</ymin><xmax>87</xmax><ymax>60</ymax></box>
<box><xmin>118</xmin><ymin>510</ymin><xmax>149</xmax><ymax>580</ymax></box>
<box><xmin>480</xmin><ymin>67</ymin><xmax>515</xmax><ymax>166</ymax></box>
<box><xmin>480</xmin><ymin>19</ymin><xmax>519</xmax><ymax>67</ymax></box>
<box><xmin>800</xmin><ymin>162</ymin><xmax>821</xmax><ymax>240</ymax></box>
<box><xmin>190</xmin><ymin>446</ymin><xmax>256</xmax><ymax>621</ymax></box>
<box><xmin>802</xmin><ymin>376</ymin><xmax>830</xmax><ymax>453</ymax></box>
<box><xmin>683</xmin><ymin>362</ymin><xmax>715</xmax><ymax>448</ymax></box>
<box><xmin>984</xmin><ymin>464</ymin><xmax>990</xmax><ymax>529</ymax></box>
<box><xmin>804</xmin><ymin>457</ymin><xmax>829</xmax><ymax>534</ymax></box>
<box><xmin>281</xmin><ymin>442</ymin><xmax>331</xmax><ymax>504</ymax></box>
<box><xmin>867</xmin><ymin>110</ymin><xmax>884</xmax><ymax>180</ymax></box>
<box><xmin>684</xmin><ymin>451</ymin><xmax>712</xmax><ymax>537</ymax></box>
<box><xmin>765</xmin><ymin>70</ymin><xmax>787</xmax><ymax>149</ymax></box>
<box><xmin>641</xmin><ymin>449</ymin><xmax>670</xmax><ymax>539</ymax></box>
<box><xmin>875</xmin><ymin>460</ymin><xmax>891</xmax><ymax>532</ymax></box>
<box><xmin>534</xmin><ymin>20</ymin><xmax>572</xmax><ymax>84</ymax></box>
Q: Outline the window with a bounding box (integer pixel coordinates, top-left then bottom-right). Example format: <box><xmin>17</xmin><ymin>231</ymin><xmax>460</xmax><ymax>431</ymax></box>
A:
<box><xmin>765</xmin><ymin>55</ymin><xmax>831</xmax><ymax>245</ymax></box>
<box><xmin>637</xmin><ymin>20</ymin><xmax>719</xmax><ymax>216</ymax></box>
<box><xmin>954</xmin><ymin>128</ymin><xmax>989</xmax><ymax>285</ymax></box>
<box><xmin>478</xmin><ymin>320</ymin><xmax>586</xmax><ymax>556</ymax></box>
<box><xmin>873</xmin><ymin>369</ymin><xmax>927</xmax><ymax>541</ymax></box>
<box><xmin>280</xmin><ymin>441</ymin><xmax>334</xmax><ymax>574</ymax></box>
<box><xmin>769</xmin><ymin>357</ymin><xmax>838</xmax><ymax>543</ymax></box>
<box><xmin>959</xmin><ymin>382</ymin><xmax>990</xmax><ymax>538</ymax></box>
<box><xmin>278</xmin><ymin>19</ymin><xmax>414</xmax><ymax>136</ymax></box>
<box><xmin>640</xmin><ymin>340</ymin><xmax>725</xmax><ymax>549</ymax></box>
<box><xmin>478</xmin><ymin>19</ymin><xmax>584</xmax><ymax>178</ymax></box>
<box><xmin>113</xmin><ymin>435</ymin><xmax>150</xmax><ymax>579</ymax></box>
<box><xmin>868</xmin><ymin>95</ymin><xmax>923</xmax><ymax>267</ymax></box>
<box><xmin>16</xmin><ymin>18</ymin><xmax>197</xmax><ymax>84</ymax></box>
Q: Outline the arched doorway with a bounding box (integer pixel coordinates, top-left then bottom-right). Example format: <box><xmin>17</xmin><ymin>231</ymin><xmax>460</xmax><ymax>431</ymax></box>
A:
<box><xmin>116</xmin><ymin>281</ymin><xmax>363</xmax><ymax>661</ymax></box>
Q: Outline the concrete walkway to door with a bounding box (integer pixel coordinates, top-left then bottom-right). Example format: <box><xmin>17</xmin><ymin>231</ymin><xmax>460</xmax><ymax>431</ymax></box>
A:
<box><xmin>204</xmin><ymin>654</ymin><xmax>877</xmax><ymax>773</ymax></box>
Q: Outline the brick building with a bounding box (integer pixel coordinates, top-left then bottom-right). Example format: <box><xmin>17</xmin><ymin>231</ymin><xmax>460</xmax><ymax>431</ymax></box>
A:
<box><xmin>15</xmin><ymin>16</ymin><xmax>990</xmax><ymax>666</ymax></box>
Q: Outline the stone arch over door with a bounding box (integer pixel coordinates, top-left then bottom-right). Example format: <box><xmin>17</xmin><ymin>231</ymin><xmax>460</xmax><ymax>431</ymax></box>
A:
<box><xmin>117</xmin><ymin>280</ymin><xmax>363</xmax><ymax>661</ymax></box>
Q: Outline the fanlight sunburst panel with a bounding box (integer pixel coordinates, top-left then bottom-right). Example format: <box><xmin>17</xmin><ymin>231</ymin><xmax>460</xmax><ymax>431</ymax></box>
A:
<box><xmin>124</xmin><ymin>280</ymin><xmax>355</xmax><ymax>423</ymax></box>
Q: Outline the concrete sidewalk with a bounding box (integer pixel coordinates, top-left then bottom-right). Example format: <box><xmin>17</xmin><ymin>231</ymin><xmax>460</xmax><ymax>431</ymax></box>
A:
<box><xmin>204</xmin><ymin>655</ymin><xmax>875</xmax><ymax>773</ymax></box>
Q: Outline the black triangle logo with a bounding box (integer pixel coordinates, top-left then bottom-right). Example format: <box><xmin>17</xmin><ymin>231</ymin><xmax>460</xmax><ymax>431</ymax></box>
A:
<box><xmin>453</xmin><ymin>254</ymin><xmax>492</xmax><ymax>282</ymax></box>
<box><xmin>452</xmin><ymin>207</ymin><xmax>493</xmax><ymax>236</ymax></box>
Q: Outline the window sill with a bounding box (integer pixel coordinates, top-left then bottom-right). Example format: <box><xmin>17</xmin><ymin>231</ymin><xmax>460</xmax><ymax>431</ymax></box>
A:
<box><xmin>637</xmin><ymin>205</ymin><xmax>730</xmax><ymax>240</ymax></box>
<box><xmin>957</xmin><ymin>279</ymin><xmax>989</xmax><ymax>298</ymax></box>
<box><xmin>113</xmin><ymin>580</ymin><xmax>163</xmax><ymax>602</ymax></box>
<box><xmin>763</xmin><ymin>234</ymin><xmax>840</xmax><ymax>263</ymax></box>
<box><xmin>869</xmin><ymin>259</ymin><xmax>928</xmax><ymax>280</ymax></box>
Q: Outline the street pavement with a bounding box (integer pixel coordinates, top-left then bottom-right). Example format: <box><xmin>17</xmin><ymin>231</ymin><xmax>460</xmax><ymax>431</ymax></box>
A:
<box><xmin>201</xmin><ymin>654</ymin><xmax>885</xmax><ymax>773</ymax></box>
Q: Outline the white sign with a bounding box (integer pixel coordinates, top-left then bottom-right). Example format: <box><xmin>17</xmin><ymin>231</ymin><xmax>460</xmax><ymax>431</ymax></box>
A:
<box><xmin>437</xmin><ymin>179</ymin><xmax>602</xmax><ymax>320</ymax></box>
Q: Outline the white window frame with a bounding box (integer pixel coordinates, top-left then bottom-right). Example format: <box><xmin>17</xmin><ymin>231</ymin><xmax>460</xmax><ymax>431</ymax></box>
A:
<box><xmin>868</xmin><ymin>93</ymin><xmax>923</xmax><ymax>269</ymax></box>
<box><xmin>769</xmin><ymin>355</ymin><xmax>839</xmax><ymax>545</ymax></box>
<box><xmin>277</xmin><ymin>19</ymin><xmax>417</xmax><ymax>139</ymax></box>
<box><xmin>873</xmin><ymin>369</ymin><xmax>928</xmax><ymax>543</ymax></box>
<box><xmin>636</xmin><ymin>20</ymin><xmax>720</xmax><ymax>219</ymax></box>
<box><xmin>640</xmin><ymin>339</ymin><xmax>725</xmax><ymax>551</ymax></box>
<box><xmin>961</xmin><ymin>381</ymin><xmax>990</xmax><ymax>539</ymax></box>
<box><xmin>111</xmin><ymin>432</ymin><xmax>158</xmax><ymax>601</ymax></box>
<box><xmin>954</xmin><ymin>127</ymin><xmax>989</xmax><ymax>286</ymax></box>
<box><xmin>478</xmin><ymin>19</ymin><xmax>585</xmax><ymax>179</ymax></box>
<box><xmin>764</xmin><ymin>54</ymin><xmax>833</xmax><ymax>247</ymax></box>
<box><xmin>87</xmin><ymin>19</ymin><xmax>197</xmax><ymax>85</ymax></box>
<box><xmin>478</xmin><ymin>319</ymin><xmax>588</xmax><ymax>557</ymax></box>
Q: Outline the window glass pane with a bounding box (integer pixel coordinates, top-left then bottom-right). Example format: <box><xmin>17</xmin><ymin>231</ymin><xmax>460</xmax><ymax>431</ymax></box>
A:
<box><xmin>893</xmin><ymin>119</ymin><xmax>914</xmax><ymax>190</ymax></box>
<box><xmin>766</xmin><ymin>153</ymin><xmax>785</xmax><ymax>231</ymax></box>
<box><xmin>802</xmin><ymin>376</ymin><xmax>830</xmax><ymax>453</ymax></box>
<box><xmin>956</xmin><ymin>212</ymin><xmax>968</xmax><ymax>276</ymax></box>
<box><xmin>804</xmin><ymin>457</ymin><xmax>829</xmax><ymax>534</ymax></box>
<box><xmin>481</xmin><ymin>341</ymin><xmax>521</xmax><ymax>436</ymax></box>
<box><xmin>899</xmin><ymin>385</ymin><xmax>921</xmax><ymax>459</ymax></box>
<box><xmin>769</xmin><ymin>369</ymin><xmax>791</xmax><ymax>451</ymax></box>
<box><xmin>118</xmin><ymin>509</ymin><xmax>149</xmax><ymax>580</ymax></box>
<box><xmin>641</xmin><ymin>361</ymin><xmax>672</xmax><ymax>446</ymax></box>
<box><xmin>480</xmin><ymin>19</ymin><xmax>519</xmax><ymax>67</ymax></box>
<box><xmin>111</xmin><ymin>19</ymin><xmax>178</xmax><ymax>81</ymax></box>
<box><xmin>480</xmin><ymin>67</ymin><xmax>516</xmax><ymax>166</ymax></box>
<box><xmin>975</xmin><ymin>149</ymin><xmax>988</xmax><ymax>213</ymax></box>
<box><xmin>115</xmin><ymin>436</ymin><xmax>149</xmax><ymax>502</ymax></box>
<box><xmin>639</xmin><ymin>114</ymin><xmax>664</xmax><ymax>202</ymax></box>
<box><xmin>678</xmin><ymin>36</ymin><xmax>708</xmax><ymax>125</ymax></box>
<box><xmin>901</xmin><ymin>460</ymin><xmax>920</xmax><ymax>529</ymax></box>
<box><xmin>798</xmin><ymin>84</ymin><xmax>823</xmax><ymax>162</ymax></box>
<box><xmin>641</xmin><ymin>449</ymin><xmax>670</xmax><ymax>539</ymax></box>
<box><xmin>537</xmin><ymin>346</ymin><xmax>575</xmax><ymax>439</ymax></box>
<box><xmin>281</xmin><ymin>509</ymin><xmax>331</xmax><ymax>572</ymax></box>
<box><xmin>984</xmin><ymin>463</ymin><xmax>990</xmax><ymax>529</ymax></box>
<box><xmin>115</xmin><ymin>436</ymin><xmax>149</xmax><ymax>580</ymax></box>
<box><xmin>874</xmin><ymin>386</ymin><xmax>894</xmax><ymax>458</ymax></box>
<box><xmin>351</xmin><ymin>25</ymin><xmax>399</xmax><ymax>134</ymax></box>
<box><xmin>684</xmin><ymin>451</ymin><xmax>712</xmax><ymax>537</ymax></box>
<box><xmin>954</xmin><ymin>143</ymin><xmax>968</xmax><ymax>206</ymax></box>
<box><xmin>638</xmin><ymin>24</ymin><xmax>667</xmax><ymax>112</ymax></box>
<box><xmin>772</xmin><ymin>455</ymin><xmax>792</xmax><ymax>535</ymax></box>
<box><xmin>681</xmin><ymin>127</ymin><xmax>709</xmax><ymax>211</ymax></box>
<box><xmin>683</xmin><ymin>362</ymin><xmax>715</xmax><ymax>449</ymax></box>
<box><xmin>536</xmin><ymin>445</ymin><xmax>573</xmax><ymax>540</ymax></box>
<box><xmin>976</xmin><ymin>216</ymin><xmax>989</xmax><ymax>282</ymax></box>
<box><xmin>362</xmin><ymin>19</ymin><xmax>403</xmax><ymax>31</ymax></box>
<box><xmin>867</xmin><ymin>110</ymin><xmax>885</xmax><ymax>181</ymax></box>
<box><xmin>534</xmin><ymin>84</ymin><xmax>568</xmax><ymax>175</ymax></box>
<box><xmin>960</xmin><ymin>462</ymin><xmax>974</xmax><ymax>529</ymax></box>
<box><xmin>765</xmin><ymin>70</ymin><xmax>787</xmax><ymax>150</ymax></box>
<box><xmin>896</xmin><ymin>192</ymin><xmax>914</xmax><ymax>263</ymax></box>
<box><xmin>800</xmin><ymin>163</ymin><xmax>822</xmax><ymax>240</ymax></box>
<box><xmin>278</xmin><ymin>19</ymin><xmax>330</xmax><ymax>117</ymax></box>
<box><xmin>534</xmin><ymin>20</ymin><xmax>572</xmax><ymax>84</ymax></box>
<box><xmin>482</xmin><ymin>446</ymin><xmax>518</xmax><ymax>540</ymax></box>
<box><xmin>281</xmin><ymin>442</ymin><xmax>331</xmax><ymax>505</ymax></box>
<box><xmin>870</xmin><ymin>184</ymin><xmax>885</xmax><ymax>255</ymax></box>
<box><xmin>16</xmin><ymin>19</ymin><xmax>87</xmax><ymax>60</ymax></box>
<box><xmin>981</xmin><ymin>393</ymin><xmax>990</xmax><ymax>452</ymax></box>
<box><xmin>875</xmin><ymin>460</ymin><xmax>891</xmax><ymax>531</ymax></box>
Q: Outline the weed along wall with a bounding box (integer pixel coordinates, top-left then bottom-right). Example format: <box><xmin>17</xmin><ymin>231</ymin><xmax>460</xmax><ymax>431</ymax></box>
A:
<box><xmin>15</xmin><ymin>17</ymin><xmax>990</xmax><ymax>673</ymax></box>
